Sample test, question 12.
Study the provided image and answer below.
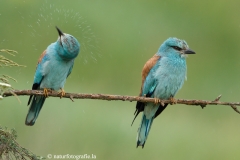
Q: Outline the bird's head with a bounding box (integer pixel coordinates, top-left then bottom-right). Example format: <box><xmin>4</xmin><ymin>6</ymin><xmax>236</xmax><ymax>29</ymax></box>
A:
<box><xmin>158</xmin><ymin>37</ymin><xmax>195</xmax><ymax>58</ymax></box>
<box><xmin>56</xmin><ymin>26</ymin><xmax>80</xmax><ymax>60</ymax></box>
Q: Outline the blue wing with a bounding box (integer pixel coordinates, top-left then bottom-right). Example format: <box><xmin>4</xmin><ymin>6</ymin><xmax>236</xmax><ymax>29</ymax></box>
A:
<box><xmin>140</xmin><ymin>63</ymin><xmax>168</xmax><ymax>119</ymax></box>
<box><xmin>141</xmin><ymin>71</ymin><xmax>158</xmax><ymax>97</ymax></box>
<box><xmin>131</xmin><ymin>55</ymin><xmax>160</xmax><ymax>125</ymax></box>
<box><xmin>28</xmin><ymin>51</ymin><xmax>49</xmax><ymax>105</ymax></box>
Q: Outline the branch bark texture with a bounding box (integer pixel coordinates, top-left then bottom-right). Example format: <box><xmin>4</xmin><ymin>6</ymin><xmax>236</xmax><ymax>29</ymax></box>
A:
<box><xmin>3</xmin><ymin>90</ymin><xmax>240</xmax><ymax>114</ymax></box>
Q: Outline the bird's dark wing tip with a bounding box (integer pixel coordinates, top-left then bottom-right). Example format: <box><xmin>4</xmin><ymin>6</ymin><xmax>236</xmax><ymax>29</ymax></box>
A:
<box><xmin>27</xmin><ymin>95</ymin><xmax>33</xmax><ymax>106</ymax></box>
<box><xmin>154</xmin><ymin>103</ymin><xmax>168</xmax><ymax>118</ymax></box>
<box><xmin>28</xmin><ymin>83</ymin><xmax>40</xmax><ymax>106</ymax></box>
<box><xmin>131</xmin><ymin>110</ymin><xmax>140</xmax><ymax>126</ymax></box>
<box><xmin>131</xmin><ymin>101</ymin><xmax>145</xmax><ymax>126</ymax></box>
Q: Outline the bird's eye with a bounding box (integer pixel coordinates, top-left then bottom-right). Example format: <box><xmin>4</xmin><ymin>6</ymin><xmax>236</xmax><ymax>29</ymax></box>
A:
<box><xmin>172</xmin><ymin>46</ymin><xmax>182</xmax><ymax>51</ymax></box>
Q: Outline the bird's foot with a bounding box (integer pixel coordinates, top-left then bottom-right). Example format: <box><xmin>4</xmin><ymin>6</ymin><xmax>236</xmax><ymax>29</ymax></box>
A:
<box><xmin>58</xmin><ymin>88</ymin><xmax>65</xmax><ymax>99</ymax></box>
<box><xmin>154</xmin><ymin>98</ymin><xmax>161</xmax><ymax>104</ymax></box>
<box><xmin>169</xmin><ymin>97</ymin><xmax>177</xmax><ymax>105</ymax></box>
<box><xmin>43</xmin><ymin>88</ymin><xmax>52</xmax><ymax>97</ymax></box>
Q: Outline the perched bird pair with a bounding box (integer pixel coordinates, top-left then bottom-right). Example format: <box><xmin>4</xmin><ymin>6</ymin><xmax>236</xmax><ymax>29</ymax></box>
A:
<box><xmin>25</xmin><ymin>27</ymin><xmax>195</xmax><ymax>149</ymax></box>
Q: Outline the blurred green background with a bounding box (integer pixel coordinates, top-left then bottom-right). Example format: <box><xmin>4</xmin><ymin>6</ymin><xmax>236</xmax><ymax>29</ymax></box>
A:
<box><xmin>1</xmin><ymin>0</ymin><xmax>240</xmax><ymax>159</ymax></box>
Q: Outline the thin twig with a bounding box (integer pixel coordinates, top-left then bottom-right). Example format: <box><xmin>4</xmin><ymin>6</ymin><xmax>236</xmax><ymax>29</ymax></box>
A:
<box><xmin>214</xmin><ymin>94</ymin><xmax>222</xmax><ymax>102</ymax></box>
<box><xmin>230</xmin><ymin>105</ymin><xmax>240</xmax><ymax>114</ymax></box>
<box><xmin>69</xmin><ymin>95</ymin><xmax>74</xmax><ymax>102</ymax></box>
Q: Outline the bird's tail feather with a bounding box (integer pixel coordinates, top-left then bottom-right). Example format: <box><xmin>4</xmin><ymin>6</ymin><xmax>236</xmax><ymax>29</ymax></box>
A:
<box><xmin>137</xmin><ymin>114</ymin><xmax>154</xmax><ymax>148</ymax></box>
<box><xmin>25</xmin><ymin>95</ymin><xmax>46</xmax><ymax>126</ymax></box>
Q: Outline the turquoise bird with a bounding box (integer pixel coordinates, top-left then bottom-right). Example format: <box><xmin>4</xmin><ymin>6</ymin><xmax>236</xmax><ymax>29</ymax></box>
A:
<box><xmin>132</xmin><ymin>37</ymin><xmax>195</xmax><ymax>148</ymax></box>
<box><xmin>26</xmin><ymin>26</ymin><xmax>80</xmax><ymax>126</ymax></box>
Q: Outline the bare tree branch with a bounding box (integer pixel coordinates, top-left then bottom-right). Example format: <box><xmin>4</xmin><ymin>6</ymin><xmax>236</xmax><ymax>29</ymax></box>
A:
<box><xmin>2</xmin><ymin>90</ymin><xmax>240</xmax><ymax>114</ymax></box>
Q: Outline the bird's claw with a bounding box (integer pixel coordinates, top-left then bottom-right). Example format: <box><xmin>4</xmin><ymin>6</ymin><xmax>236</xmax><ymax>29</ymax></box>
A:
<box><xmin>43</xmin><ymin>88</ymin><xmax>51</xmax><ymax>97</ymax></box>
<box><xmin>169</xmin><ymin>97</ymin><xmax>177</xmax><ymax>105</ymax></box>
<box><xmin>154</xmin><ymin>98</ymin><xmax>161</xmax><ymax>104</ymax></box>
<box><xmin>58</xmin><ymin>88</ymin><xmax>65</xmax><ymax>99</ymax></box>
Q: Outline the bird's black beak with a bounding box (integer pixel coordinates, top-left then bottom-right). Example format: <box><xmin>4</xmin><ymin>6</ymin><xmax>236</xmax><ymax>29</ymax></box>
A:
<box><xmin>56</xmin><ymin>26</ymin><xmax>64</xmax><ymax>36</ymax></box>
<box><xmin>184</xmin><ymin>48</ymin><xmax>196</xmax><ymax>54</ymax></box>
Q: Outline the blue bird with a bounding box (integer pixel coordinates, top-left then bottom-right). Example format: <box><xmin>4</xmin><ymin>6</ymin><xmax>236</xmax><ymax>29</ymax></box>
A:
<box><xmin>26</xmin><ymin>26</ymin><xmax>80</xmax><ymax>126</ymax></box>
<box><xmin>132</xmin><ymin>37</ymin><xmax>195</xmax><ymax>148</ymax></box>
